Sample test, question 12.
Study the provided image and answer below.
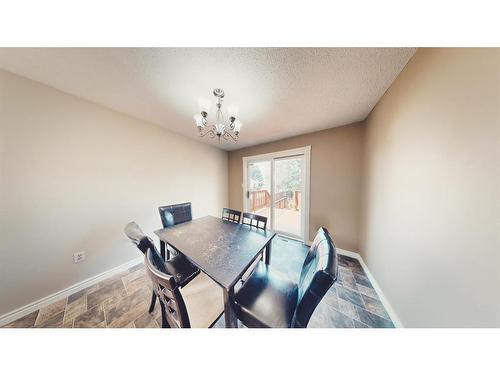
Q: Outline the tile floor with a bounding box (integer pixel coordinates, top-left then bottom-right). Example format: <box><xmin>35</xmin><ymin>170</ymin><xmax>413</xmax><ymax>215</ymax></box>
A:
<box><xmin>2</xmin><ymin>236</ymin><xmax>394</xmax><ymax>328</ymax></box>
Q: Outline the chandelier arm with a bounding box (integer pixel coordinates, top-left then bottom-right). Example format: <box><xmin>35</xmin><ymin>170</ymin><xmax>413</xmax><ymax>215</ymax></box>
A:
<box><xmin>198</xmin><ymin>125</ymin><xmax>217</xmax><ymax>138</ymax></box>
<box><xmin>223</xmin><ymin>129</ymin><xmax>239</xmax><ymax>142</ymax></box>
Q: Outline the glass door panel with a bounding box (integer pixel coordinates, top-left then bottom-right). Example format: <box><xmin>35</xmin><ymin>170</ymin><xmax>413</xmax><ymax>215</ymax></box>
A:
<box><xmin>273</xmin><ymin>156</ymin><xmax>303</xmax><ymax>238</ymax></box>
<box><xmin>247</xmin><ymin>160</ymin><xmax>271</xmax><ymax>219</ymax></box>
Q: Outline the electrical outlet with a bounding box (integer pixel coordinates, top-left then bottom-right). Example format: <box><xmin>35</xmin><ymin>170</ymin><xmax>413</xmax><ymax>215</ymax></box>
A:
<box><xmin>73</xmin><ymin>251</ymin><xmax>86</xmax><ymax>263</ymax></box>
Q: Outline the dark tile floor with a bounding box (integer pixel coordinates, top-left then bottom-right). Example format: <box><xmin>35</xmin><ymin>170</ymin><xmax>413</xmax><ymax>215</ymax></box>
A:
<box><xmin>213</xmin><ymin>236</ymin><xmax>394</xmax><ymax>328</ymax></box>
<box><xmin>2</xmin><ymin>236</ymin><xmax>394</xmax><ymax>328</ymax></box>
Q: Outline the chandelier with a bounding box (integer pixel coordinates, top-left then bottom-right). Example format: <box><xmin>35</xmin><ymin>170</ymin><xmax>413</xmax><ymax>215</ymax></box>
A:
<box><xmin>193</xmin><ymin>88</ymin><xmax>242</xmax><ymax>143</ymax></box>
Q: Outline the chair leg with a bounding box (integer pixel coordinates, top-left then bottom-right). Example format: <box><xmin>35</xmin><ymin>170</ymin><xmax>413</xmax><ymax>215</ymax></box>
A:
<box><xmin>159</xmin><ymin>300</ymin><xmax>169</xmax><ymax>328</ymax></box>
<box><xmin>148</xmin><ymin>291</ymin><xmax>157</xmax><ymax>313</ymax></box>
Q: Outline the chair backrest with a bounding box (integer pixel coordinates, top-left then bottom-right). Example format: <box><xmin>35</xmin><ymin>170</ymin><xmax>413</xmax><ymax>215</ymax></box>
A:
<box><xmin>124</xmin><ymin>221</ymin><xmax>155</xmax><ymax>254</ymax></box>
<box><xmin>124</xmin><ymin>222</ymin><xmax>168</xmax><ymax>272</ymax></box>
<box><xmin>158</xmin><ymin>202</ymin><xmax>192</xmax><ymax>228</ymax></box>
<box><xmin>292</xmin><ymin>227</ymin><xmax>338</xmax><ymax>328</ymax></box>
<box><xmin>222</xmin><ymin>208</ymin><xmax>242</xmax><ymax>223</ymax></box>
<box><xmin>124</xmin><ymin>221</ymin><xmax>198</xmax><ymax>287</ymax></box>
<box><xmin>144</xmin><ymin>248</ymin><xmax>191</xmax><ymax>328</ymax></box>
<box><xmin>242</xmin><ymin>212</ymin><xmax>268</xmax><ymax>230</ymax></box>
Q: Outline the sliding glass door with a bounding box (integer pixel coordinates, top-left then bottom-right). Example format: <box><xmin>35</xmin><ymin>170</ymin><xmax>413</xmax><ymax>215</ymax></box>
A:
<box><xmin>273</xmin><ymin>156</ymin><xmax>303</xmax><ymax>238</ymax></box>
<box><xmin>244</xmin><ymin>147</ymin><xmax>310</xmax><ymax>242</ymax></box>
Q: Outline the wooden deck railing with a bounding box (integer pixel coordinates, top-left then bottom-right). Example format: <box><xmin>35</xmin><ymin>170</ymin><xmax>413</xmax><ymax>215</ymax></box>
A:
<box><xmin>250</xmin><ymin>190</ymin><xmax>271</xmax><ymax>212</ymax></box>
<box><xmin>250</xmin><ymin>190</ymin><xmax>301</xmax><ymax>211</ymax></box>
<box><xmin>294</xmin><ymin>191</ymin><xmax>301</xmax><ymax>210</ymax></box>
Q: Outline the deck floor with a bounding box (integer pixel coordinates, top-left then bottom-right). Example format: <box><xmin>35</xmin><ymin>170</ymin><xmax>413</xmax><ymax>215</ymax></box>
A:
<box><xmin>255</xmin><ymin>207</ymin><xmax>301</xmax><ymax>237</ymax></box>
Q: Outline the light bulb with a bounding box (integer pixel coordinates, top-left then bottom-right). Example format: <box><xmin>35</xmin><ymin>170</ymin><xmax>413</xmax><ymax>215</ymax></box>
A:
<box><xmin>233</xmin><ymin>119</ymin><xmax>242</xmax><ymax>133</ymax></box>
<box><xmin>193</xmin><ymin>114</ymin><xmax>205</xmax><ymax>129</ymax></box>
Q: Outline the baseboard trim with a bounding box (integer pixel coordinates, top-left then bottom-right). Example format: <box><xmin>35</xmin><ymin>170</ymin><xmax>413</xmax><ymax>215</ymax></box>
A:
<box><xmin>1</xmin><ymin>247</ymin><xmax>404</xmax><ymax>328</ymax></box>
<box><xmin>0</xmin><ymin>256</ymin><xmax>143</xmax><ymax>327</ymax></box>
<box><xmin>336</xmin><ymin>248</ymin><xmax>404</xmax><ymax>328</ymax></box>
<box><xmin>336</xmin><ymin>248</ymin><xmax>360</xmax><ymax>259</ymax></box>
<box><xmin>295</xmin><ymin>241</ymin><xmax>403</xmax><ymax>327</ymax></box>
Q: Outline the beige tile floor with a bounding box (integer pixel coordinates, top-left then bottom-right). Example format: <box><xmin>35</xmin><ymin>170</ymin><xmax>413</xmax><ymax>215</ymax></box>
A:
<box><xmin>2</xmin><ymin>263</ymin><xmax>162</xmax><ymax>328</ymax></box>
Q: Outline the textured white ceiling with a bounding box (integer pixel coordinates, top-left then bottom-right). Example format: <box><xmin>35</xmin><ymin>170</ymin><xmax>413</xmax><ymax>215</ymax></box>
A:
<box><xmin>0</xmin><ymin>48</ymin><xmax>416</xmax><ymax>150</ymax></box>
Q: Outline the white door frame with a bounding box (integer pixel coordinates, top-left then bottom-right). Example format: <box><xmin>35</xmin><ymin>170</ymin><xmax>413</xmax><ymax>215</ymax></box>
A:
<box><xmin>242</xmin><ymin>146</ymin><xmax>311</xmax><ymax>243</ymax></box>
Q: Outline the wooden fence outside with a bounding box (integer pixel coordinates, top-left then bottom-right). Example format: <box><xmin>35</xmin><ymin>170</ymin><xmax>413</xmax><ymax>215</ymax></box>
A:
<box><xmin>250</xmin><ymin>190</ymin><xmax>301</xmax><ymax>211</ymax></box>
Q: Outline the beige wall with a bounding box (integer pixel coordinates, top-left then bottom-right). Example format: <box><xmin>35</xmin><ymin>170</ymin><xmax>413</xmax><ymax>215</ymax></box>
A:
<box><xmin>228</xmin><ymin>123</ymin><xmax>364</xmax><ymax>250</ymax></box>
<box><xmin>0</xmin><ymin>70</ymin><xmax>228</xmax><ymax>316</ymax></box>
<box><xmin>361</xmin><ymin>48</ymin><xmax>500</xmax><ymax>327</ymax></box>
<box><xmin>3</xmin><ymin>48</ymin><xmax>499</xmax><ymax>327</ymax></box>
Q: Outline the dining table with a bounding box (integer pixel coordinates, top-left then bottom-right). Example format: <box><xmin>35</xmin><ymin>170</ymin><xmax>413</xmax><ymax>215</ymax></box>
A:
<box><xmin>154</xmin><ymin>215</ymin><xmax>276</xmax><ymax>328</ymax></box>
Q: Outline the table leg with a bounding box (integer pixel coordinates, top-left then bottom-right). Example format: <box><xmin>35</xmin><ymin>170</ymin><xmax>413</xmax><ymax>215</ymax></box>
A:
<box><xmin>160</xmin><ymin>240</ymin><xmax>171</xmax><ymax>261</ymax></box>
<box><xmin>264</xmin><ymin>240</ymin><xmax>272</xmax><ymax>265</ymax></box>
<box><xmin>223</xmin><ymin>287</ymin><xmax>238</xmax><ymax>328</ymax></box>
<box><xmin>160</xmin><ymin>240</ymin><xmax>166</xmax><ymax>260</ymax></box>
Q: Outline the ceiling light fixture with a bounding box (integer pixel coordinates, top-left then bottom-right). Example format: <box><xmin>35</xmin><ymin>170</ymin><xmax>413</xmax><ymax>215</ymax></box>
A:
<box><xmin>193</xmin><ymin>88</ymin><xmax>242</xmax><ymax>143</ymax></box>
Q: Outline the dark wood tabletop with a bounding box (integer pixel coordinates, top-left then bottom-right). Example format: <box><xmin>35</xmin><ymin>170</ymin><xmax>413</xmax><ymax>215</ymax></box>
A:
<box><xmin>154</xmin><ymin>216</ymin><xmax>275</xmax><ymax>290</ymax></box>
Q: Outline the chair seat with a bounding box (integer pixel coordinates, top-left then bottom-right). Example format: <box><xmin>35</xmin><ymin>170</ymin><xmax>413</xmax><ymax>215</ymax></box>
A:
<box><xmin>165</xmin><ymin>254</ymin><xmax>200</xmax><ymax>288</ymax></box>
<box><xmin>234</xmin><ymin>263</ymin><xmax>298</xmax><ymax>328</ymax></box>
<box><xmin>181</xmin><ymin>272</ymin><xmax>224</xmax><ymax>328</ymax></box>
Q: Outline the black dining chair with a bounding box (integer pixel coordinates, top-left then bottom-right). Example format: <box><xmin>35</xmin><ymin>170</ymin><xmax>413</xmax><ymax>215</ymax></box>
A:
<box><xmin>242</xmin><ymin>212</ymin><xmax>268</xmax><ymax>230</ymax></box>
<box><xmin>233</xmin><ymin>227</ymin><xmax>338</xmax><ymax>328</ymax></box>
<box><xmin>124</xmin><ymin>222</ymin><xmax>199</xmax><ymax>314</ymax></box>
<box><xmin>158</xmin><ymin>202</ymin><xmax>194</xmax><ymax>260</ymax></box>
<box><xmin>238</xmin><ymin>212</ymin><xmax>269</xmax><ymax>283</ymax></box>
<box><xmin>158</xmin><ymin>202</ymin><xmax>192</xmax><ymax>227</ymax></box>
<box><xmin>144</xmin><ymin>248</ymin><xmax>224</xmax><ymax>328</ymax></box>
<box><xmin>222</xmin><ymin>208</ymin><xmax>242</xmax><ymax>223</ymax></box>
